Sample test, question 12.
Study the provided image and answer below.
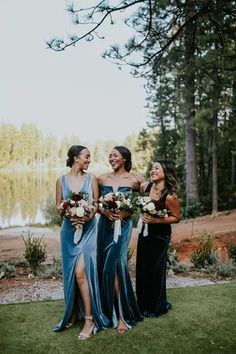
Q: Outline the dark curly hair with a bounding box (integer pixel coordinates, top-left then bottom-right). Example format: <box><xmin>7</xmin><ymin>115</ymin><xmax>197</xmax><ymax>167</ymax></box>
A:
<box><xmin>113</xmin><ymin>146</ymin><xmax>132</xmax><ymax>172</ymax></box>
<box><xmin>154</xmin><ymin>160</ymin><xmax>179</xmax><ymax>198</ymax></box>
<box><xmin>66</xmin><ymin>145</ymin><xmax>87</xmax><ymax>167</ymax></box>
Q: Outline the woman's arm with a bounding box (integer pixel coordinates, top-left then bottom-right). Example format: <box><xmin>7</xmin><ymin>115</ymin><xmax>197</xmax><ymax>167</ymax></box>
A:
<box><xmin>55</xmin><ymin>177</ymin><xmax>63</xmax><ymax>212</ymax></box>
<box><xmin>91</xmin><ymin>173</ymin><xmax>99</xmax><ymax>215</ymax></box>
<box><xmin>140</xmin><ymin>182</ymin><xmax>149</xmax><ymax>196</ymax></box>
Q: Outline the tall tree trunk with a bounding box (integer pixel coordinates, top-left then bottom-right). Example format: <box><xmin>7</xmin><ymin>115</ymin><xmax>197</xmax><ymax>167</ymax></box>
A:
<box><xmin>184</xmin><ymin>0</ymin><xmax>199</xmax><ymax>205</ymax></box>
<box><xmin>212</xmin><ymin>111</ymin><xmax>218</xmax><ymax>213</ymax></box>
<box><xmin>231</xmin><ymin>71</ymin><xmax>236</xmax><ymax>186</ymax></box>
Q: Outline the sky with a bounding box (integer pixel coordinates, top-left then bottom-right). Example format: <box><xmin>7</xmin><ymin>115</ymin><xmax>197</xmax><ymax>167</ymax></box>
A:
<box><xmin>0</xmin><ymin>0</ymin><xmax>148</xmax><ymax>143</ymax></box>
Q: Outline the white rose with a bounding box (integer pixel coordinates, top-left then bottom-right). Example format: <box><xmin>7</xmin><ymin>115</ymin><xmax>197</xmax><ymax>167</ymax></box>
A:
<box><xmin>126</xmin><ymin>199</ymin><xmax>131</xmax><ymax>207</ymax></box>
<box><xmin>76</xmin><ymin>207</ymin><xmax>85</xmax><ymax>217</ymax></box>
<box><xmin>143</xmin><ymin>196</ymin><xmax>152</xmax><ymax>203</ymax></box>
<box><xmin>147</xmin><ymin>202</ymin><xmax>156</xmax><ymax>211</ymax></box>
<box><xmin>116</xmin><ymin>201</ymin><xmax>121</xmax><ymax>209</ymax></box>
<box><xmin>79</xmin><ymin>199</ymin><xmax>87</xmax><ymax>207</ymax></box>
<box><xmin>70</xmin><ymin>200</ymin><xmax>75</xmax><ymax>205</ymax></box>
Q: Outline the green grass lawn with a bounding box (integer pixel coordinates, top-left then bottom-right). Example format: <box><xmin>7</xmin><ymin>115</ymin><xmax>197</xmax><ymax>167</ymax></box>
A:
<box><xmin>1</xmin><ymin>283</ymin><xmax>236</xmax><ymax>354</ymax></box>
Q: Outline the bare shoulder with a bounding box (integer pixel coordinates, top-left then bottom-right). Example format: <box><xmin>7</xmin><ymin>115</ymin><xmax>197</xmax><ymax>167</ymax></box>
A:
<box><xmin>56</xmin><ymin>176</ymin><xmax>62</xmax><ymax>185</ymax></box>
<box><xmin>97</xmin><ymin>172</ymin><xmax>112</xmax><ymax>185</ymax></box>
<box><xmin>166</xmin><ymin>193</ymin><xmax>179</xmax><ymax>203</ymax></box>
<box><xmin>89</xmin><ymin>172</ymin><xmax>98</xmax><ymax>181</ymax></box>
<box><xmin>140</xmin><ymin>181</ymin><xmax>149</xmax><ymax>194</ymax></box>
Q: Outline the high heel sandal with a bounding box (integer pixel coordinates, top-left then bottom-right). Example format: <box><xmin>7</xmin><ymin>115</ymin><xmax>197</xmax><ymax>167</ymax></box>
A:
<box><xmin>65</xmin><ymin>314</ymin><xmax>78</xmax><ymax>329</ymax></box>
<box><xmin>117</xmin><ymin>320</ymin><xmax>128</xmax><ymax>335</ymax></box>
<box><xmin>78</xmin><ymin>316</ymin><xmax>95</xmax><ymax>341</ymax></box>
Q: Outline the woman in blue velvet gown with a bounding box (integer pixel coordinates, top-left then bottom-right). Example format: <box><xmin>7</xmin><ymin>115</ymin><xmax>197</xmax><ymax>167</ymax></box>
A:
<box><xmin>136</xmin><ymin>160</ymin><xmax>180</xmax><ymax>318</ymax></box>
<box><xmin>54</xmin><ymin>145</ymin><xmax>109</xmax><ymax>340</ymax></box>
<box><xmin>97</xmin><ymin>146</ymin><xmax>143</xmax><ymax>334</ymax></box>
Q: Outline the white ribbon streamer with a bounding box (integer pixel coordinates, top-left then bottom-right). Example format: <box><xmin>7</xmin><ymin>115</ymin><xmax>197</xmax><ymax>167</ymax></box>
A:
<box><xmin>137</xmin><ymin>216</ymin><xmax>148</xmax><ymax>237</ymax></box>
<box><xmin>143</xmin><ymin>223</ymin><xmax>148</xmax><ymax>237</ymax></box>
<box><xmin>74</xmin><ymin>224</ymin><xmax>83</xmax><ymax>244</ymax></box>
<box><xmin>113</xmin><ymin>219</ymin><xmax>122</xmax><ymax>243</ymax></box>
<box><xmin>137</xmin><ymin>216</ymin><xmax>143</xmax><ymax>234</ymax></box>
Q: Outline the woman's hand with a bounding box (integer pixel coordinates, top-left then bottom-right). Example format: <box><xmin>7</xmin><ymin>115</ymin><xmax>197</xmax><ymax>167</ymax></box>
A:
<box><xmin>70</xmin><ymin>215</ymin><xmax>93</xmax><ymax>226</ymax></box>
<box><xmin>117</xmin><ymin>210</ymin><xmax>131</xmax><ymax>219</ymax></box>
<box><xmin>142</xmin><ymin>213</ymin><xmax>159</xmax><ymax>224</ymax></box>
<box><xmin>102</xmin><ymin>209</ymin><xmax>120</xmax><ymax>221</ymax></box>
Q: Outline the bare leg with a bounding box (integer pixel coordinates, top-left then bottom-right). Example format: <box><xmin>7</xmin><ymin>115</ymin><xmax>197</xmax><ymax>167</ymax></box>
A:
<box><xmin>114</xmin><ymin>273</ymin><xmax>128</xmax><ymax>333</ymax></box>
<box><xmin>75</xmin><ymin>255</ymin><xmax>94</xmax><ymax>339</ymax></box>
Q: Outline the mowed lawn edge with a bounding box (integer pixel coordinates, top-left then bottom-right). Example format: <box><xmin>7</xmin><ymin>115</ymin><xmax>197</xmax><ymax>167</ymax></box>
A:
<box><xmin>0</xmin><ymin>282</ymin><xmax>236</xmax><ymax>354</ymax></box>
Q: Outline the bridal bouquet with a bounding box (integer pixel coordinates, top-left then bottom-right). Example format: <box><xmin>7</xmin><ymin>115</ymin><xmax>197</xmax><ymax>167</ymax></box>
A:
<box><xmin>60</xmin><ymin>192</ymin><xmax>95</xmax><ymax>244</ymax></box>
<box><xmin>137</xmin><ymin>196</ymin><xmax>168</xmax><ymax>236</ymax></box>
<box><xmin>99</xmin><ymin>191</ymin><xmax>139</xmax><ymax>242</ymax></box>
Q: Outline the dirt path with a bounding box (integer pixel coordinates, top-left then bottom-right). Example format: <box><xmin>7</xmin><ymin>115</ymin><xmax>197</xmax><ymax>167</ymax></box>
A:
<box><xmin>0</xmin><ymin>210</ymin><xmax>235</xmax><ymax>263</ymax></box>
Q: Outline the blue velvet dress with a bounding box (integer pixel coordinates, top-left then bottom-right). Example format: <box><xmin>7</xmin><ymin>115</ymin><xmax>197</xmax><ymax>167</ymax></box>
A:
<box><xmin>53</xmin><ymin>173</ymin><xmax>109</xmax><ymax>332</ymax></box>
<box><xmin>97</xmin><ymin>185</ymin><xmax>143</xmax><ymax>329</ymax></box>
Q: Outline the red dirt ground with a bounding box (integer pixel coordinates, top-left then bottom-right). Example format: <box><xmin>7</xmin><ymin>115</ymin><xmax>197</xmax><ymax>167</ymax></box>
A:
<box><xmin>0</xmin><ymin>209</ymin><xmax>235</xmax><ymax>265</ymax></box>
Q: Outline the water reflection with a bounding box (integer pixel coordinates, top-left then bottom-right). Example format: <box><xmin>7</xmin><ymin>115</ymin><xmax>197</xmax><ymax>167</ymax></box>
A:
<box><xmin>0</xmin><ymin>171</ymin><xmax>63</xmax><ymax>228</ymax></box>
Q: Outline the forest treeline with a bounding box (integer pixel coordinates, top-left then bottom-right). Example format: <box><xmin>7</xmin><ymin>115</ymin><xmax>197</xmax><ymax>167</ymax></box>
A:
<box><xmin>0</xmin><ymin>122</ymin><xmax>156</xmax><ymax>174</ymax></box>
<box><xmin>0</xmin><ymin>120</ymin><xmax>235</xmax><ymax>215</ymax></box>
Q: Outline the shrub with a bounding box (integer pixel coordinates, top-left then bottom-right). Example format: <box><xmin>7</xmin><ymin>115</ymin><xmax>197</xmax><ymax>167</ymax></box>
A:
<box><xmin>227</xmin><ymin>243</ymin><xmax>236</xmax><ymax>263</ymax></box>
<box><xmin>22</xmin><ymin>231</ymin><xmax>47</xmax><ymax>275</ymax></box>
<box><xmin>0</xmin><ymin>261</ymin><xmax>16</xmax><ymax>279</ymax></box>
<box><xmin>181</xmin><ymin>201</ymin><xmax>205</xmax><ymax>219</ymax></box>
<box><xmin>41</xmin><ymin>198</ymin><xmax>62</xmax><ymax>226</ymax></box>
<box><xmin>167</xmin><ymin>246</ymin><xmax>179</xmax><ymax>269</ymax></box>
<box><xmin>38</xmin><ymin>257</ymin><xmax>62</xmax><ymax>279</ymax></box>
<box><xmin>216</xmin><ymin>261</ymin><xmax>236</xmax><ymax>277</ymax></box>
<box><xmin>190</xmin><ymin>230</ymin><xmax>217</xmax><ymax>269</ymax></box>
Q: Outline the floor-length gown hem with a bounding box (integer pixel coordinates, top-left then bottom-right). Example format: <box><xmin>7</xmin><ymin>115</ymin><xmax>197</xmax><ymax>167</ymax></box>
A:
<box><xmin>53</xmin><ymin>174</ymin><xmax>109</xmax><ymax>332</ymax></box>
<box><xmin>97</xmin><ymin>185</ymin><xmax>143</xmax><ymax>329</ymax></box>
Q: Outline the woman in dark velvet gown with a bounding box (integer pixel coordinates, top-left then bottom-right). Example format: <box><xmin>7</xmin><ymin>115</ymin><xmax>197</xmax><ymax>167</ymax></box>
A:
<box><xmin>97</xmin><ymin>146</ymin><xmax>143</xmax><ymax>334</ymax></box>
<box><xmin>136</xmin><ymin>160</ymin><xmax>180</xmax><ymax>318</ymax></box>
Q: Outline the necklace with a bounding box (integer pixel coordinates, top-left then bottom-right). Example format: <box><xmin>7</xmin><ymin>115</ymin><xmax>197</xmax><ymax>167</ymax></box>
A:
<box><xmin>152</xmin><ymin>186</ymin><xmax>165</xmax><ymax>195</ymax></box>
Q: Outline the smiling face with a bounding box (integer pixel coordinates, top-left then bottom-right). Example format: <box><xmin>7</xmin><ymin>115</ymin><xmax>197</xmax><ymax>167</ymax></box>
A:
<box><xmin>75</xmin><ymin>148</ymin><xmax>91</xmax><ymax>171</ymax></box>
<box><xmin>150</xmin><ymin>162</ymin><xmax>165</xmax><ymax>183</ymax></box>
<box><xmin>109</xmin><ymin>149</ymin><xmax>125</xmax><ymax>171</ymax></box>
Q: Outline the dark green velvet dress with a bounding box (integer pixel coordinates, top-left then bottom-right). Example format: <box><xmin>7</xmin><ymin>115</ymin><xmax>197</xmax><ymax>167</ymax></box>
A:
<box><xmin>136</xmin><ymin>182</ymin><xmax>172</xmax><ymax>317</ymax></box>
<box><xmin>97</xmin><ymin>185</ymin><xmax>143</xmax><ymax>329</ymax></box>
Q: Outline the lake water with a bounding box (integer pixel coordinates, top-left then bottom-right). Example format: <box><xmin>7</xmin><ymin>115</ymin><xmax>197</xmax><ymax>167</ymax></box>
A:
<box><xmin>0</xmin><ymin>171</ymin><xmax>62</xmax><ymax>228</ymax></box>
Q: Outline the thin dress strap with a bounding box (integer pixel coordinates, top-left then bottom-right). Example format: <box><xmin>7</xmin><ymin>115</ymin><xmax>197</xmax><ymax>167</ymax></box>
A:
<box><xmin>145</xmin><ymin>182</ymin><xmax>153</xmax><ymax>194</ymax></box>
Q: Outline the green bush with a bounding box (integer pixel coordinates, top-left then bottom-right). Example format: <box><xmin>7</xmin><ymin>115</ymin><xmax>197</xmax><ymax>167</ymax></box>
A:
<box><xmin>41</xmin><ymin>198</ymin><xmax>62</xmax><ymax>226</ymax></box>
<box><xmin>167</xmin><ymin>246</ymin><xmax>179</xmax><ymax>269</ymax></box>
<box><xmin>227</xmin><ymin>243</ymin><xmax>236</xmax><ymax>263</ymax></box>
<box><xmin>190</xmin><ymin>230</ymin><xmax>217</xmax><ymax>269</ymax></box>
<box><xmin>181</xmin><ymin>201</ymin><xmax>205</xmax><ymax>219</ymax></box>
<box><xmin>216</xmin><ymin>261</ymin><xmax>236</xmax><ymax>276</ymax></box>
<box><xmin>167</xmin><ymin>244</ymin><xmax>190</xmax><ymax>274</ymax></box>
<box><xmin>38</xmin><ymin>257</ymin><xmax>62</xmax><ymax>279</ymax></box>
<box><xmin>22</xmin><ymin>231</ymin><xmax>47</xmax><ymax>275</ymax></box>
<box><xmin>0</xmin><ymin>261</ymin><xmax>16</xmax><ymax>279</ymax></box>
